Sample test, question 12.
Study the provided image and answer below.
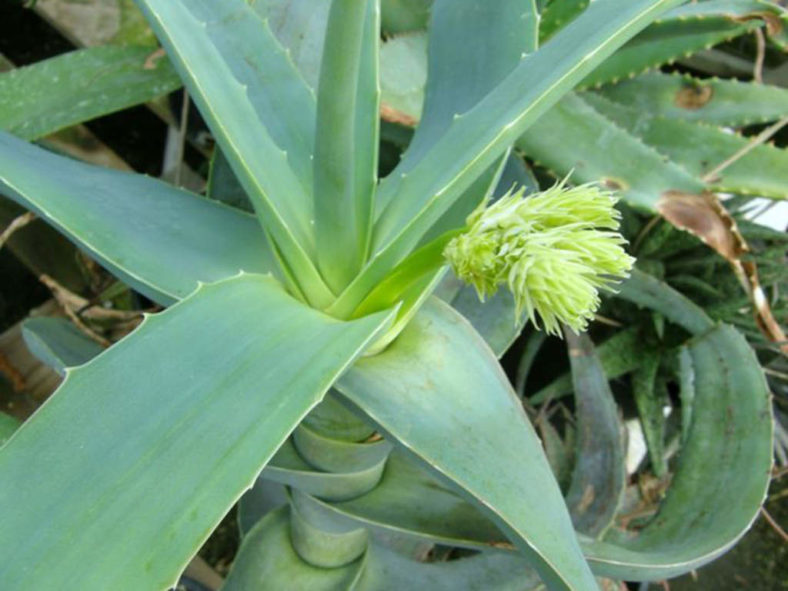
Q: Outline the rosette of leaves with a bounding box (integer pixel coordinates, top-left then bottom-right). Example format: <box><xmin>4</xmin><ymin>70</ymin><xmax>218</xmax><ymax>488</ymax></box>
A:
<box><xmin>0</xmin><ymin>1</ymin><xmax>777</xmax><ymax>590</ymax></box>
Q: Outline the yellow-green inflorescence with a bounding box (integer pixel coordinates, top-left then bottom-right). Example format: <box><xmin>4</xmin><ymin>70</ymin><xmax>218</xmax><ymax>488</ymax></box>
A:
<box><xmin>443</xmin><ymin>180</ymin><xmax>635</xmax><ymax>336</ymax></box>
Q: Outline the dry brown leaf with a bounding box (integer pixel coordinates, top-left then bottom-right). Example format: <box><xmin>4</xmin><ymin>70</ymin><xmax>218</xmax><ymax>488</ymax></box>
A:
<box><xmin>658</xmin><ymin>191</ymin><xmax>787</xmax><ymax>353</ymax></box>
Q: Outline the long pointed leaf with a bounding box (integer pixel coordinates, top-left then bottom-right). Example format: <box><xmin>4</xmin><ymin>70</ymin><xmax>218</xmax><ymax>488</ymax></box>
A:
<box><xmin>594</xmin><ymin>71</ymin><xmax>788</xmax><ymax>127</ymax></box>
<box><xmin>582</xmin><ymin>324</ymin><xmax>772</xmax><ymax>580</ymax></box>
<box><xmin>0</xmin><ymin>274</ymin><xmax>392</xmax><ymax>589</ymax></box>
<box><xmin>564</xmin><ymin>331</ymin><xmax>626</xmax><ymax>538</ymax></box>
<box><xmin>314</xmin><ymin>0</ymin><xmax>380</xmax><ymax>291</ymax></box>
<box><xmin>337</xmin><ymin>299</ymin><xmax>597</xmax><ymax>590</ymax></box>
<box><xmin>0</xmin><ymin>132</ymin><xmax>274</xmax><ymax>305</ymax></box>
<box><xmin>0</xmin><ymin>46</ymin><xmax>181</xmax><ymax>141</ymax></box>
<box><xmin>134</xmin><ymin>0</ymin><xmax>334</xmax><ymax>306</ymax></box>
<box><xmin>333</xmin><ymin>0</ymin><xmax>685</xmax><ymax>316</ymax></box>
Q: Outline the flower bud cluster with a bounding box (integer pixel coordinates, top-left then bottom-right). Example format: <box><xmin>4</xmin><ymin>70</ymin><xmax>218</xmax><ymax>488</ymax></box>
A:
<box><xmin>444</xmin><ymin>181</ymin><xmax>635</xmax><ymax>335</ymax></box>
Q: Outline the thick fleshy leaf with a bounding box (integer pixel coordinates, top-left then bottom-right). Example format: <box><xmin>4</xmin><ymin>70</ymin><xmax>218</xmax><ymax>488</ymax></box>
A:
<box><xmin>531</xmin><ymin>326</ymin><xmax>660</xmax><ymax>403</ymax></box>
<box><xmin>222</xmin><ymin>507</ymin><xmax>365</xmax><ymax>591</ymax></box>
<box><xmin>251</xmin><ymin>0</ymin><xmax>330</xmax><ymax>88</ymax></box>
<box><xmin>379</xmin><ymin>33</ymin><xmax>428</xmax><ymax>121</ymax></box>
<box><xmin>0</xmin><ymin>132</ymin><xmax>274</xmax><ymax>305</ymax></box>
<box><xmin>517</xmin><ymin>92</ymin><xmax>704</xmax><ymax>212</ymax></box>
<box><xmin>134</xmin><ymin>0</ymin><xmax>334</xmax><ymax>306</ymax></box>
<box><xmin>22</xmin><ymin>317</ymin><xmax>105</xmax><ymax>376</ymax></box>
<box><xmin>387</xmin><ymin>0</ymin><xmax>538</xmax><ymax>194</ymax></box>
<box><xmin>291</xmin><ymin>452</ymin><xmax>507</xmax><ymax>551</ymax></box>
<box><xmin>262</xmin><ymin>439</ymin><xmax>388</xmax><ymax>502</ymax></box>
<box><xmin>631</xmin><ymin>355</ymin><xmax>668</xmax><ymax>477</ymax></box>
<box><xmin>335</xmin><ymin>0</ymin><xmax>685</xmax><ymax>316</ymax></box>
<box><xmin>314</xmin><ymin>0</ymin><xmax>380</xmax><ymax>291</ymax></box>
<box><xmin>594</xmin><ymin>72</ymin><xmax>788</xmax><ymax>127</ymax></box>
<box><xmin>616</xmin><ymin>269</ymin><xmax>714</xmax><ymax>335</ymax></box>
<box><xmin>0</xmin><ymin>274</ymin><xmax>392</xmax><ymax>589</ymax></box>
<box><xmin>563</xmin><ymin>331</ymin><xmax>625</xmax><ymax>538</ymax></box>
<box><xmin>224</xmin><ymin>505</ymin><xmax>541</xmax><ymax>591</ymax></box>
<box><xmin>582</xmin><ymin>324</ymin><xmax>772</xmax><ymax>580</ymax></box>
<box><xmin>336</xmin><ymin>299</ymin><xmax>597</xmax><ymax>590</ymax></box>
<box><xmin>580</xmin><ymin>15</ymin><xmax>758</xmax><ymax>88</ymax></box>
<box><xmin>0</xmin><ymin>46</ymin><xmax>181</xmax><ymax>141</ymax></box>
<box><xmin>582</xmin><ymin>110</ymin><xmax>788</xmax><ymax>200</ymax></box>
<box><xmin>380</xmin><ymin>0</ymin><xmax>433</xmax><ymax>33</ymax></box>
<box><xmin>393</xmin><ymin>0</ymin><xmax>538</xmax><ymax>245</ymax></box>
<box><xmin>539</xmin><ymin>0</ymin><xmax>589</xmax><ymax>41</ymax></box>
<box><xmin>662</xmin><ymin>0</ymin><xmax>788</xmax><ymax>50</ymax></box>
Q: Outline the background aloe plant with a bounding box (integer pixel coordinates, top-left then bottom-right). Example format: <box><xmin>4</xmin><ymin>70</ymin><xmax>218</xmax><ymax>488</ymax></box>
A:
<box><xmin>0</xmin><ymin>0</ymin><xmax>784</xmax><ymax>589</ymax></box>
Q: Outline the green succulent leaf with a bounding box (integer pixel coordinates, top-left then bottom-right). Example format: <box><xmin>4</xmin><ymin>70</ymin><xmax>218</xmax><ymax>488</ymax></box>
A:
<box><xmin>0</xmin><ymin>413</ymin><xmax>20</xmax><ymax>448</ymax></box>
<box><xmin>207</xmin><ymin>148</ymin><xmax>253</xmax><ymax>212</ymax></box>
<box><xmin>134</xmin><ymin>0</ymin><xmax>334</xmax><ymax>307</ymax></box>
<box><xmin>334</xmin><ymin>0</ymin><xmax>685</xmax><ymax>318</ymax></box>
<box><xmin>262</xmin><ymin>439</ymin><xmax>388</xmax><ymax>502</ymax></box>
<box><xmin>223</xmin><ymin>507</ymin><xmax>366</xmax><ymax>591</ymax></box>
<box><xmin>583</xmin><ymin>109</ymin><xmax>788</xmax><ymax>200</ymax></box>
<box><xmin>380</xmin><ymin>0</ymin><xmax>433</xmax><ymax>33</ymax></box>
<box><xmin>225</xmin><ymin>504</ymin><xmax>541</xmax><ymax>591</ymax></box>
<box><xmin>313</xmin><ymin>0</ymin><xmax>380</xmax><ymax>291</ymax></box>
<box><xmin>531</xmin><ymin>326</ymin><xmax>660</xmax><ymax>404</ymax></box>
<box><xmin>632</xmin><ymin>355</ymin><xmax>668</xmax><ymax>477</ymax></box>
<box><xmin>0</xmin><ymin>132</ymin><xmax>276</xmax><ymax>305</ymax></box>
<box><xmin>580</xmin><ymin>15</ymin><xmax>759</xmax><ymax>89</ymax></box>
<box><xmin>594</xmin><ymin>72</ymin><xmax>788</xmax><ymax>127</ymax></box>
<box><xmin>563</xmin><ymin>330</ymin><xmax>626</xmax><ymax>538</ymax></box>
<box><xmin>21</xmin><ymin>317</ymin><xmax>105</xmax><ymax>376</ymax></box>
<box><xmin>0</xmin><ymin>45</ymin><xmax>181</xmax><ymax>141</ymax></box>
<box><xmin>582</xmin><ymin>324</ymin><xmax>772</xmax><ymax>580</ymax></box>
<box><xmin>0</xmin><ymin>274</ymin><xmax>392</xmax><ymax>590</ymax></box>
<box><xmin>517</xmin><ymin>92</ymin><xmax>705</xmax><ymax>212</ymax></box>
<box><xmin>337</xmin><ymin>299</ymin><xmax>597</xmax><ymax>590</ymax></box>
<box><xmin>616</xmin><ymin>269</ymin><xmax>715</xmax><ymax>335</ymax></box>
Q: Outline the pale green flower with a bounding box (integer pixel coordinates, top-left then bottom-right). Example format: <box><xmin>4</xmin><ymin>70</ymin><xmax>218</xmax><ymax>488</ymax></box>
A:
<box><xmin>443</xmin><ymin>181</ymin><xmax>635</xmax><ymax>335</ymax></box>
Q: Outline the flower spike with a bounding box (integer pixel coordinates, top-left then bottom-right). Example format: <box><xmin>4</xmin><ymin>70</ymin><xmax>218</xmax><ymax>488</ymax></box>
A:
<box><xmin>443</xmin><ymin>181</ymin><xmax>635</xmax><ymax>336</ymax></box>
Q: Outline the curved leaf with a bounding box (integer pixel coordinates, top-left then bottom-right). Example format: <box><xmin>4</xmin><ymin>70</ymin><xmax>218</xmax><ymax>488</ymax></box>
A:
<box><xmin>225</xmin><ymin>504</ymin><xmax>540</xmax><ymax>591</ymax></box>
<box><xmin>616</xmin><ymin>269</ymin><xmax>715</xmax><ymax>336</ymax></box>
<box><xmin>582</xmin><ymin>324</ymin><xmax>772</xmax><ymax>580</ymax></box>
<box><xmin>0</xmin><ymin>274</ymin><xmax>392</xmax><ymax>590</ymax></box>
<box><xmin>563</xmin><ymin>331</ymin><xmax>626</xmax><ymax>538</ymax></box>
<box><xmin>595</xmin><ymin>72</ymin><xmax>788</xmax><ymax>127</ymax></box>
<box><xmin>263</xmin><ymin>439</ymin><xmax>388</xmax><ymax>502</ymax></box>
<box><xmin>0</xmin><ymin>46</ymin><xmax>181</xmax><ymax>141</ymax></box>
<box><xmin>517</xmin><ymin>92</ymin><xmax>704</xmax><ymax>212</ymax></box>
<box><xmin>222</xmin><ymin>507</ymin><xmax>365</xmax><ymax>591</ymax></box>
<box><xmin>134</xmin><ymin>0</ymin><xmax>334</xmax><ymax>306</ymax></box>
<box><xmin>22</xmin><ymin>317</ymin><xmax>105</xmax><ymax>376</ymax></box>
<box><xmin>0</xmin><ymin>132</ymin><xmax>274</xmax><ymax>305</ymax></box>
<box><xmin>580</xmin><ymin>16</ymin><xmax>758</xmax><ymax>89</ymax></box>
<box><xmin>334</xmin><ymin>0</ymin><xmax>686</xmax><ymax>316</ymax></box>
<box><xmin>336</xmin><ymin>299</ymin><xmax>597</xmax><ymax>590</ymax></box>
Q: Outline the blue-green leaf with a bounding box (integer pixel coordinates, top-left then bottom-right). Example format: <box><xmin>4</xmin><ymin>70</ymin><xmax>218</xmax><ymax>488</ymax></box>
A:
<box><xmin>335</xmin><ymin>0</ymin><xmax>685</xmax><ymax>316</ymax></box>
<box><xmin>582</xmin><ymin>325</ymin><xmax>772</xmax><ymax>580</ymax></box>
<box><xmin>337</xmin><ymin>299</ymin><xmax>597</xmax><ymax>590</ymax></box>
<box><xmin>314</xmin><ymin>0</ymin><xmax>380</xmax><ymax>291</ymax></box>
<box><xmin>0</xmin><ymin>274</ymin><xmax>392</xmax><ymax>589</ymax></box>
<box><xmin>134</xmin><ymin>0</ymin><xmax>334</xmax><ymax>306</ymax></box>
<box><xmin>563</xmin><ymin>330</ymin><xmax>625</xmax><ymax>538</ymax></box>
<box><xmin>0</xmin><ymin>132</ymin><xmax>274</xmax><ymax>305</ymax></box>
<box><xmin>0</xmin><ymin>46</ymin><xmax>181</xmax><ymax>141</ymax></box>
<box><xmin>22</xmin><ymin>317</ymin><xmax>105</xmax><ymax>376</ymax></box>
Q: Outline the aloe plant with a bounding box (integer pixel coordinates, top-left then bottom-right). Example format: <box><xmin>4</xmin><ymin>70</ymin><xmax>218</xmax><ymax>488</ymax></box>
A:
<box><xmin>0</xmin><ymin>1</ymin><xmax>777</xmax><ymax>590</ymax></box>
